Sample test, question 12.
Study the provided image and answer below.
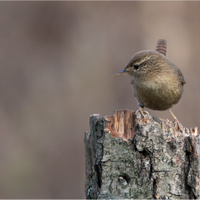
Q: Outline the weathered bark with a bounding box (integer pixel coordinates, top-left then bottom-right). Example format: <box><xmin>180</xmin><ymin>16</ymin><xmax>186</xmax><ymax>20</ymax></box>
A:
<box><xmin>85</xmin><ymin>110</ymin><xmax>200</xmax><ymax>199</ymax></box>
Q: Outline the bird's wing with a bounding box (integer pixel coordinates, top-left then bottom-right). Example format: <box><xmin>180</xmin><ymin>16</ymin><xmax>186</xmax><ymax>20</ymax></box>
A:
<box><xmin>177</xmin><ymin>68</ymin><xmax>186</xmax><ymax>85</ymax></box>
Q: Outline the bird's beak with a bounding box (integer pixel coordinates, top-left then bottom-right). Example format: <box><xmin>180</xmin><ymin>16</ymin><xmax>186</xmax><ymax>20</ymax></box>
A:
<box><xmin>113</xmin><ymin>69</ymin><xmax>126</xmax><ymax>77</ymax></box>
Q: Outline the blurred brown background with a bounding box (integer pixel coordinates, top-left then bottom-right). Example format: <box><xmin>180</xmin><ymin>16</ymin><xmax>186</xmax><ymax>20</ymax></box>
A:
<box><xmin>0</xmin><ymin>1</ymin><xmax>200</xmax><ymax>198</ymax></box>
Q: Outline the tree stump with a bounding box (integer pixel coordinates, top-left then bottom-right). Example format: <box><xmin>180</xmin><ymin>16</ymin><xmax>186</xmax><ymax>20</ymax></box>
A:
<box><xmin>84</xmin><ymin>110</ymin><xmax>200</xmax><ymax>199</ymax></box>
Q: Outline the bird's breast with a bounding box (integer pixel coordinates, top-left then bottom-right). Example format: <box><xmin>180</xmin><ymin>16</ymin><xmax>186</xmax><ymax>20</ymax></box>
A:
<box><xmin>131</xmin><ymin>74</ymin><xmax>184</xmax><ymax>110</ymax></box>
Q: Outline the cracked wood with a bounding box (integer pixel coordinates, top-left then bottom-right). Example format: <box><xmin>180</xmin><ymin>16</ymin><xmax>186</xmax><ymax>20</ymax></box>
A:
<box><xmin>85</xmin><ymin>110</ymin><xmax>200</xmax><ymax>199</ymax></box>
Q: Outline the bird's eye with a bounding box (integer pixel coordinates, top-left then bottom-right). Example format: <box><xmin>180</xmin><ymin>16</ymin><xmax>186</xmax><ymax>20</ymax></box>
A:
<box><xmin>134</xmin><ymin>64</ymin><xmax>139</xmax><ymax>70</ymax></box>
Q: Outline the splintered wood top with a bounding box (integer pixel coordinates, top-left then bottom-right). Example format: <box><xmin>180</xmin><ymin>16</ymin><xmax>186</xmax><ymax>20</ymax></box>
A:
<box><xmin>104</xmin><ymin>110</ymin><xmax>135</xmax><ymax>140</ymax></box>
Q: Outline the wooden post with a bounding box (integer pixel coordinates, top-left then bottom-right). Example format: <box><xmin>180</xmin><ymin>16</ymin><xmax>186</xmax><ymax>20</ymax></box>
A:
<box><xmin>85</xmin><ymin>110</ymin><xmax>200</xmax><ymax>199</ymax></box>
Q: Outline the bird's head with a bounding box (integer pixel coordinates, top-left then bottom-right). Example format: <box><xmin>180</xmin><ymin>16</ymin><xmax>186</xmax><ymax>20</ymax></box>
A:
<box><xmin>114</xmin><ymin>50</ymin><xmax>167</xmax><ymax>79</ymax></box>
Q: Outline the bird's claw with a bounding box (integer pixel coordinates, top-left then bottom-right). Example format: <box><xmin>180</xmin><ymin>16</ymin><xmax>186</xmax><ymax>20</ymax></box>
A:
<box><xmin>136</xmin><ymin>107</ymin><xmax>149</xmax><ymax>118</ymax></box>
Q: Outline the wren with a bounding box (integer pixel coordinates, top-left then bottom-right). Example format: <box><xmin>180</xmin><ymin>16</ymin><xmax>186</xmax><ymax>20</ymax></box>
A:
<box><xmin>114</xmin><ymin>39</ymin><xmax>186</xmax><ymax>129</ymax></box>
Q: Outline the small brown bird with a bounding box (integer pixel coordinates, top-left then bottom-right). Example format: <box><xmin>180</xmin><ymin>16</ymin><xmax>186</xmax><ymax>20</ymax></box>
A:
<box><xmin>114</xmin><ymin>39</ymin><xmax>186</xmax><ymax>130</ymax></box>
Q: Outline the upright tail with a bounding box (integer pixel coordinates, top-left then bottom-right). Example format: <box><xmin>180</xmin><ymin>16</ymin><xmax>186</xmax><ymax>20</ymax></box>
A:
<box><xmin>156</xmin><ymin>39</ymin><xmax>167</xmax><ymax>56</ymax></box>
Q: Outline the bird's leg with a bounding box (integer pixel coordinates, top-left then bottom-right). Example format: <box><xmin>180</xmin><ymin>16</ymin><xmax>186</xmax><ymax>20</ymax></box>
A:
<box><xmin>169</xmin><ymin>109</ymin><xmax>184</xmax><ymax>133</ymax></box>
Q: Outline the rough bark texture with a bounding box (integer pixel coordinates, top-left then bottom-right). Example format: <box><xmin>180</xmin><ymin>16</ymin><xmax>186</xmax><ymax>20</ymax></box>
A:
<box><xmin>85</xmin><ymin>110</ymin><xmax>200</xmax><ymax>199</ymax></box>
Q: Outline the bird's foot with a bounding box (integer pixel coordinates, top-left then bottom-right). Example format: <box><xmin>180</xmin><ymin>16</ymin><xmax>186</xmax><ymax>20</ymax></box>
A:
<box><xmin>169</xmin><ymin>109</ymin><xmax>184</xmax><ymax>133</ymax></box>
<box><xmin>136</xmin><ymin>107</ymin><xmax>149</xmax><ymax>118</ymax></box>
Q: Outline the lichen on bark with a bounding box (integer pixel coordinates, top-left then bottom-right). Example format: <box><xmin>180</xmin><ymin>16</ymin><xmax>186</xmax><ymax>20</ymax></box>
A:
<box><xmin>85</xmin><ymin>110</ymin><xmax>200</xmax><ymax>199</ymax></box>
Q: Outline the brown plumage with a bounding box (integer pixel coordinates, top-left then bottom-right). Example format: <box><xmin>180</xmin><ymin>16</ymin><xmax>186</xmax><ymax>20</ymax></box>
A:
<box><xmin>114</xmin><ymin>39</ymin><xmax>186</xmax><ymax>111</ymax></box>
